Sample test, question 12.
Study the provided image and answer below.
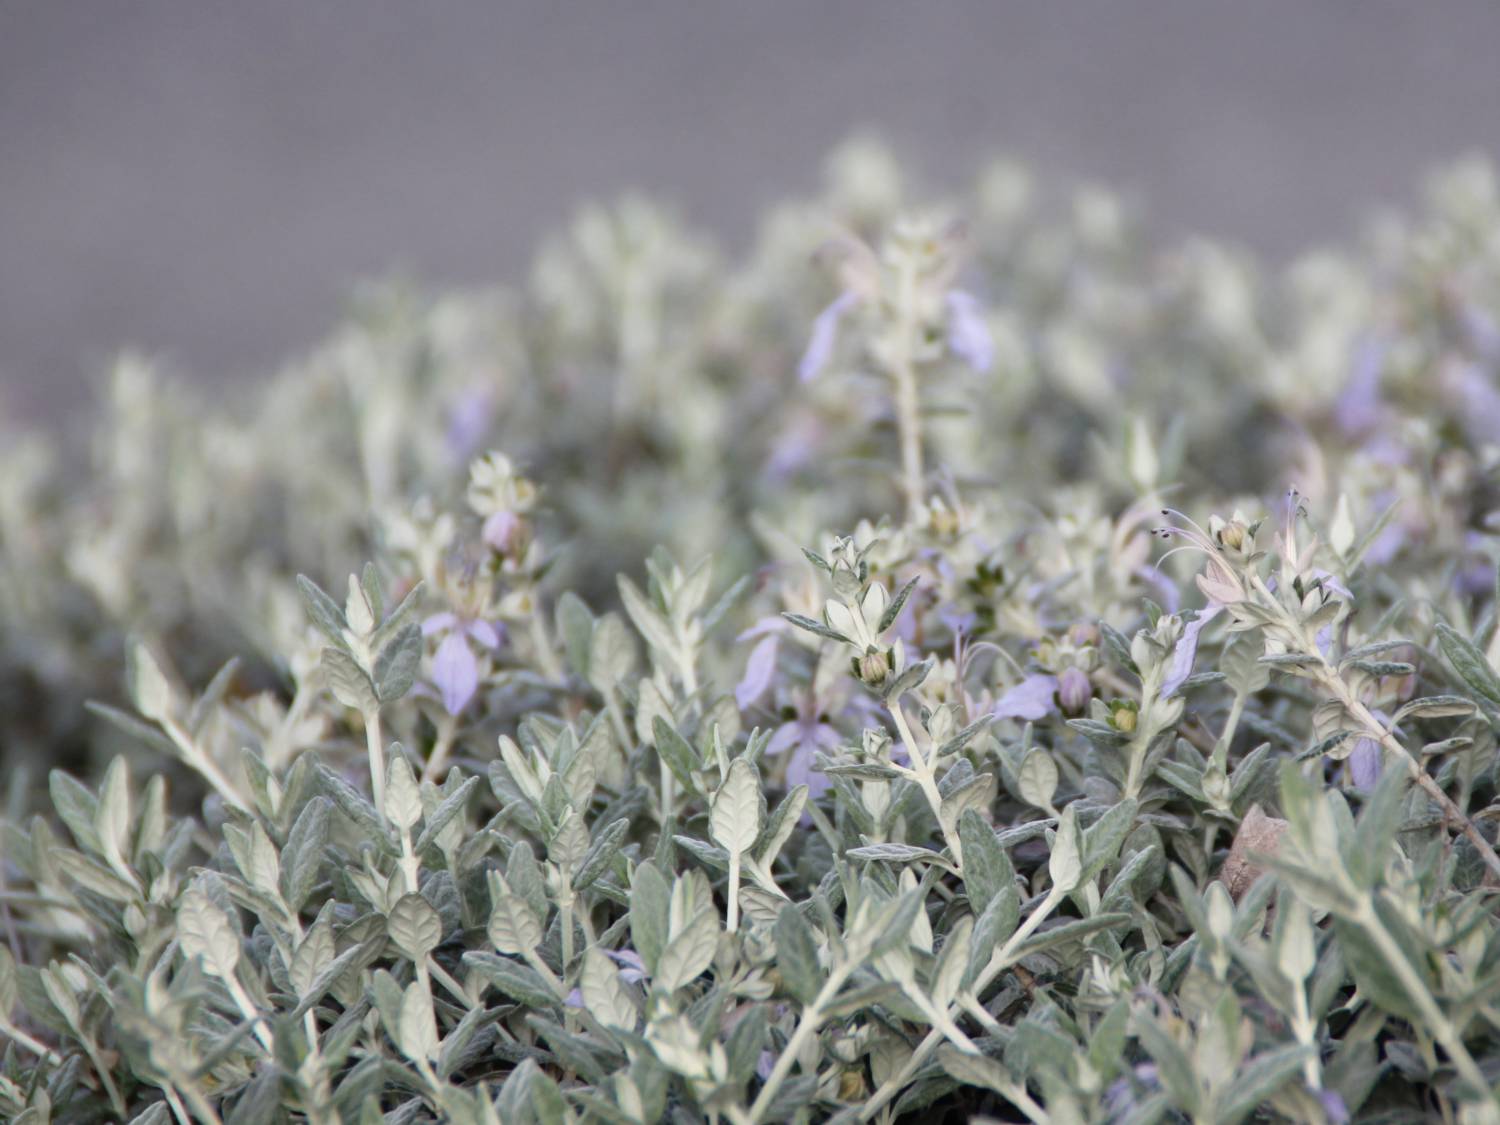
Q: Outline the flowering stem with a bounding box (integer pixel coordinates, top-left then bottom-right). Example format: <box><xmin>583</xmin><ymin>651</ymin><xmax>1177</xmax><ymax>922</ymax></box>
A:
<box><xmin>1249</xmin><ymin>576</ymin><xmax>1500</xmax><ymax>882</ymax></box>
<box><xmin>887</xmin><ymin>698</ymin><xmax>964</xmax><ymax>870</ymax></box>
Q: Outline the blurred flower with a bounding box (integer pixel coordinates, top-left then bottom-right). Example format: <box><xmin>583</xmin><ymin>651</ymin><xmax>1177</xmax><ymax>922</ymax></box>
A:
<box><xmin>945</xmin><ymin>290</ymin><xmax>995</xmax><ymax>372</ymax></box>
<box><xmin>992</xmin><ymin>673</ymin><xmax>1058</xmax><ymax>721</ymax></box>
<box><xmin>423</xmin><ymin>612</ymin><xmax>502</xmax><ymax>716</ymax></box>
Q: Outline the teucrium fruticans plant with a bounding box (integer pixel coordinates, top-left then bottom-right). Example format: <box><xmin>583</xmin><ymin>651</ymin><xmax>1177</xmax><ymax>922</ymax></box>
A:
<box><xmin>8</xmin><ymin>141</ymin><xmax>1500</xmax><ymax>1121</ymax></box>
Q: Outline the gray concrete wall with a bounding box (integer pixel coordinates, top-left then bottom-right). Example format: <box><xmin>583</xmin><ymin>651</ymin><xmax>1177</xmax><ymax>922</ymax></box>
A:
<box><xmin>4</xmin><ymin>1</ymin><xmax>1500</xmax><ymax>426</ymax></box>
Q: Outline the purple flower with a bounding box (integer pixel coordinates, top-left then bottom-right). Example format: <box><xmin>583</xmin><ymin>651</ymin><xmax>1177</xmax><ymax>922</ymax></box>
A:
<box><xmin>1318</xmin><ymin>1089</ymin><xmax>1350</xmax><ymax>1124</ymax></box>
<box><xmin>767</xmin><ymin>714</ymin><xmax>842</xmax><ymax>797</ymax></box>
<box><xmin>482</xmin><ymin>510</ymin><xmax>522</xmax><ymax>554</ymax></box>
<box><xmin>446</xmin><ymin>387</ymin><xmax>495</xmax><ymax>461</ymax></box>
<box><xmin>1448</xmin><ymin>361</ymin><xmax>1500</xmax><ymax>445</ymax></box>
<box><xmin>604</xmin><ymin>948</ymin><xmax>647</xmax><ymax>982</ymax></box>
<box><xmin>798</xmin><ymin>291</ymin><xmax>862</xmax><ymax>382</ymax></box>
<box><xmin>992</xmin><ymin>674</ymin><xmax>1059</xmax><ymax>721</ymax></box>
<box><xmin>423</xmin><ymin>612</ymin><xmax>503</xmax><ymax>716</ymax></box>
<box><xmin>1057</xmin><ymin>666</ymin><xmax>1092</xmax><ymax>714</ymax></box>
<box><xmin>945</xmin><ymin>290</ymin><xmax>994</xmax><ymax>373</ymax></box>
<box><xmin>1333</xmin><ymin>336</ymin><xmax>1386</xmax><ymax>438</ymax></box>
<box><xmin>736</xmin><ymin>635</ymin><xmax>779</xmax><ymax>711</ymax></box>
<box><xmin>1161</xmin><ymin>604</ymin><xmax>1224</xmax><ymax>699</ymax></box>
<box><xmin>1348</xmin><ymin>708</ymin><xmax>1391</xmax><ymax>789</ymax></box>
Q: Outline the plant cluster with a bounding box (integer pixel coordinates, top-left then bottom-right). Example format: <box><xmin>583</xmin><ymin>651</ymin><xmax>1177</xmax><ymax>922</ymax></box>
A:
<box><xmin>6</xmin><ymin>139</ymin><xmax>1500</xmax><ymax>1122</ymax></box>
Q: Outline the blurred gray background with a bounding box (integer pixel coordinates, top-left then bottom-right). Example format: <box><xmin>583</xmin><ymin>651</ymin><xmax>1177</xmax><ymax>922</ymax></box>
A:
<box><xmin>5</xmin><ymin>1</ymin><xmax>1500</xmax><ymax>428</ymax></box>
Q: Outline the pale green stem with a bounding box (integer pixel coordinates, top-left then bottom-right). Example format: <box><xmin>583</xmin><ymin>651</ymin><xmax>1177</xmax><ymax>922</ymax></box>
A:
<box><xmin>747</xmin><ymin>961</ymin><xmax>855</xmax><ymax>1124</ymax></box>
<box><xmin>1356</xmin><ymin>898</ymin><xmax>1492</xmax><ymax>1102</ymax></box>
<box><xmin>364</xmin><ymin>708</ymin><xmax>388</xmax><ymax>828</ymax></box>
<box><xmin>858</xmin><ymin>884</ymin><xmax>1068</xmax><ymax>1122</ymax></box>
<box><xmin>888</xmin><ymin>699</ymin><xmax>964</xmax><ymax>869</ymax></box>
<box><xmin>162</xmin><ymin>716</ymin><xmax>250</xmax><ymax>814</ymax></box>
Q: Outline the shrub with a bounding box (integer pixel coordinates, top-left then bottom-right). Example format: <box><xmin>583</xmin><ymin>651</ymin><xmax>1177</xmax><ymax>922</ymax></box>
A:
<box><xmin>5</xmin><ymin>140</ymin><xmax>1500</xmax><ymax>1122</ymax></box>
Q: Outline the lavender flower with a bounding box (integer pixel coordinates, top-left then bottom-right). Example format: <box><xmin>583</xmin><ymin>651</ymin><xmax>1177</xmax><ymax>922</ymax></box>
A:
<box><xmin>735</xmin><ymin>634</ymin><xmax>779</xmax><ymax>711</ymax></box>
<box><xmin>423</xmin><ymin>612</ymin><xmax>502</xmax><ymax>715</ymax></box>
<box><xmin>945</xmin><ymin>289</ymin><xmax>995</xmax><ymax>373</ymax></box>
<box><xmin>1160</xmin><ymin>604</ymin><xmax>1224</xmax><ymax>698</ymax></box>
<box><xmin>766</xmin><ymin>705</ymin><xmax>843</xmax><ymax>797</ymax></box>
<box><xmin>992</xmin><ymin>673</ymin><xmax>1059</xmax><ymax>721</ymax></box>
<box><xmin>798</xmin><ymin>291</ymin><xmax>862</xmax><ymax>382</ymax></box>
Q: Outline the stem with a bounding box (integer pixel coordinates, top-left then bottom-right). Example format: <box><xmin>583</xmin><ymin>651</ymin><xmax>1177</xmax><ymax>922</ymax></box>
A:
<box><xmin>858</xmin><ymin>885</ymin><xmax>1067</xmax><ymax>1122</ymax></box>
<box><xmin>365</xmin><ymin>708</ymin><xmax>388</xmax><ymax>828</ymax></box>
<box><xmin>1249</xmin><ymin>574</ymin><xmax>1500</xmax><ymax>882</ymax></box>
<box><xmin>748</xmin><ymin>962</ymin><xmax>854</xmax><ymax>1124</ymax></box>
<box><xmin>226</xmin><ymin>974</ymin><xmax>276</xmax><ymax>1051</ymax></box>
<box><xmin>0</xmin><ymin>1018</ymin><xmax>59</xmax><ymax>1063</ymax></box>
<box><xmin>889</xmin><ymin>699</ymin><xmax>964</xmax><ymax>869</ymax></box>
<box><xmin>163</xmin><ymin>717</ymin><xmax>250</xmax><ymax>814</ymax></box>
<box><xmin>726</xmin><ymin>853</ymin><xmax>741</xmax><ymax>932</ymax></box>
<box><xmin>1357</xmin><ymin>899</ymin><xmax>1492</xmax><ymax>1102</ymax></box>
<box><xmin>422</xmin><ymin>712</ymin><xmax>458</xmax><ymax>783</ymax></box>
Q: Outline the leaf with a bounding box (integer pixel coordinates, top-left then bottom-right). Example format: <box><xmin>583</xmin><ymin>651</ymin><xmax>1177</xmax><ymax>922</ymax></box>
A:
<box><xmin>1017</xmin><ymin>749</ymin><xmax>1059</xmax><ymax>810</ymax></box>
<box><xmin>49</xmin><ymin>770</ymin><xmax>102</xmax><ymax>856</ymax></box>
<box><xmin>128</xmin><ymin>643</ymin><xmax>177</xmax><ymax>722</ymax></box>
<box><xmin>556</xmin><ymin>591</ymin><xmax>596</xmax><ymax>680</ymax></box>
<box><xmin>297</xmin><ymin>574</ymin><xmax>349</xmax><ymax>647</ymax></box>
<box><xmin>847</xmin><ymin>842</ymin><xmax>955</xmax><ymax>870</ymax></box>
<box><xmin>959</xmin><ymin>809</ymin><xmax>1015</xmax><ymax>914</ymax></box>
<box><xmin>781</xmin><ymin>612</ymin><xmax>852</xmax><ymax>645</ymax></box>
<box><xmin>177</xmin><ymin>886</ymin><xmax>241</xmax><ymax>980</ymax></box>
<box><xmin>413</xmin><ymin>775</ymin><xmax>480</xmax><ymax>856</ymax></box>
<box><xmin>1080</xmin><ymin>798</ymin><xmax>1138</xmax><ymax>883</ymax></box>
<box><xmin>463</xmin><ymin>953</ymin><xmax>562</xmax><ymax>1008</ymax></box>
<box><xmin>775</xmin><ymin>903</ymin><xmax>822</xmax><ymax>1005</ymax></box>
<box><xmin>398</xmin><ymin>980</ymin><xmax>439</xmax><ymax>1062</ymax></box>
<box><xmin>652</xmin><ymin>717</ymin><xmax>699</xmax><ymax>793</ymax></box>
<box><xmin>388</xmin><ymin>893</ymin><xmax>443</xmax><ymax>961</ymax></box>
<box><xmin>574</xmin><ymin>816</ymin><xmax>631</xmax><ymax>892</ymax></box>
<box><xmin>1009</xmin><ymin>913</ymin><xmax>1131</xmax><ymax>960</ymax></box>
<box><xmin>1392</xmin><ymin>695</ymin><xmax>1477</xmax><ymax>723</ymax></box>
<box><xmin>487</xmin><ymin>886</ymin><xmax>543</xmax><ymax>957</ymax></box>
<box><xmin>618</xmin><ymin>576</ymin><xmax>680</xmax><ymax>660</ymax></box>
<box><xmin>1215</xmin><ymin>1044</ymin><xmax>1313</xmax><ymax>1125</ymax></box>
<box><xmin>657</xmin><ymin>905</ymin><xmax>718</xmax><ymax>992</ymax></box>
<box><xmin>938</xmin><ymin>1045</ymin><xmax>1014</xmax><ymax>1095</ymax></box>
<box><xmin>322</xmin><ymin>647</ymin><xmax>378</xmax><ymax>713</ymax></box>
<box><xmin>710</xmin><ymin>758</ymin><xmax>762</xmax><ymax>858</ymax></box>
<box><xmin>629</xmin><ymin>862</ymin><xmax>671</xmax><ymax>976</ymax></box>
<box><xmin>1435</xmin><ymin>621</ymin><xmax>1500</xmax><ymax>712</ymax></box>
<box><xmin>878</xmin><ymin>576</ymin><xmax>921</xmax><ymax>633</ymax></box>
<box><xmin>373</xmin><ymin>621</ymin><xmax>422</xmax><ymax>703</ymax></box>
<box><xmin>757</xmin><ymin>784</ymin><xmax>808</xmax><ymax>868</ymax></box>
<box><xmin>581</xmin><ymin>948</ymin><xmax>637</xmax><ymax>1032</ymax></box>
<box><xmin>383</xmin><ymin>753</ymin><xmax>423</xmax><ymax>831</ymax></box>
<box><xmin>1048</xmin><ymin>803</ymin><xmax>1083</xmax><ymax>891</ymax></box>
<box><xmin>588</xmin><ymin>614</ymin><xmax>637</xmax><ymax>691</ymax></box>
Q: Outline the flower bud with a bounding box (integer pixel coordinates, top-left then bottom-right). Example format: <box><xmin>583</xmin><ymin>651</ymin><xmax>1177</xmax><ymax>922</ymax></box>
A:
<box><xmin>1058</xmin><ymin>666</ymin><xmax>1092</xmax><ymax>714</ymax></box>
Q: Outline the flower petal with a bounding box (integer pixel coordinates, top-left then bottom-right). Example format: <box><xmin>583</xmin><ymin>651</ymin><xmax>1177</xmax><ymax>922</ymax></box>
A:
<box><xmin>946</xmin><ymin>289</ymin><xmax>995</xmax><ymax>373</ymax></box>
<box><xmin>992</xmin><ymin>674</ymin><xmax>1059</xmax><ymax>721</ymax></box>
<box><xmin>421</xmin><ymin>612</ymin><xmax>458</xmax><ymax>637</ymax></box>
<box><xmin>1161</xmin><ymin>605</ymin><xmax>1224</xmax><ymax>698</ymax></box>
<box><xmin>432</xmin><ymin>631</ymin><xmax>479</xmax><ymax>716</ymax></box>
<box><xmin>798</xmin><ymin>291</ymin><xmax>860</xmax><ymax>382</ymax></box>
<box><xmin>467</xmin><ymin>620</ymin><xmax>502</xmax><ymax>649</ymax></box>
<box><xmin>735</xmin><ymin>635</ymin><xmax>779</xmax><ymax>711</ymax></box>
